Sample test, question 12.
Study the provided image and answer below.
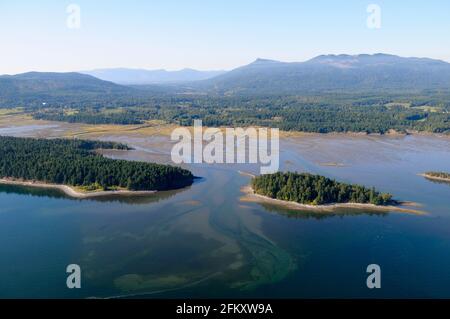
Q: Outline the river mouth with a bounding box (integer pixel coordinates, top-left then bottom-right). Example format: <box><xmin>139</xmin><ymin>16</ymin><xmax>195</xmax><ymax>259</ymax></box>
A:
<box><xmin>0</xmin><ymin>122</ymin><xmax>449</xmax><ymax>298</ymax></box>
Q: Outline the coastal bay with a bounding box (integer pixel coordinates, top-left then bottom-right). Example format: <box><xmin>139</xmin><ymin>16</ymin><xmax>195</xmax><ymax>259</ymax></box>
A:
<box><xmin>0</xmin><ymin>120</ymin><xmax>449</xmax><ymax>298</ymax></box>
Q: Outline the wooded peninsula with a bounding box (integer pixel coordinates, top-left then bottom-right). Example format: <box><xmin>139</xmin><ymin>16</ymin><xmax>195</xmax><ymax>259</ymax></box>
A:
<box><xmin>0</xmin><ymin>136</ymin><xmax>194</xmax><ymax>192</ymax></box>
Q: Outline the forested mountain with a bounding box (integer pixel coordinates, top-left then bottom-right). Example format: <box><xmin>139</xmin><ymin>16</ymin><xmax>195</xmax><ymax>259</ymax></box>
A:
<box><xmin>200</xmin><ymin>54</ymin><xmax>450</xmax><ymax>95</ymax></box>
<box><xmin>82</xmin><ymin>68</ymin><xmax>226</xmax><ymax>85</ymax></box>
<box><xmin>0</xmin><ymin>136</ymin><xmax>194</xmax><ymax>191</ymax></box>
<box><xmin>0</xmin><ymin>72</ymin><xmax>128</xmax><ymax>93</ymax></box>
<box><xmin>252</xmin><ymin>172</ymin><xmax>393</xmax><ymax>206</ymax></box>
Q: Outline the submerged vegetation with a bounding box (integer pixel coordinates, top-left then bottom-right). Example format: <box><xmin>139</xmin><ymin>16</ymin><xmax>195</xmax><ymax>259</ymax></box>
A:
<box><xmin>251</xmin><ymin>172</ymin><xmax>393</xmax><ymax>206</ymax></box>
<box><xmin>0</xmin><ymin>136</ymin><xmax>194</xmax><ymax>191</ymax></box>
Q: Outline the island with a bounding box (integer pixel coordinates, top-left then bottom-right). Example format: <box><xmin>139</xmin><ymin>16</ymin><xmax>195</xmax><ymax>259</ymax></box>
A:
<box><xmin>420</xmin><ymin>171</ymin><xmax>450</xmax><ymax>183</ymax></box>
<box><xmin>252</xmin><ymin>172</ymin><xmax>393</xmax><ymax>205</ymax></box>
<box><xmin>241</xmin><ymin>172</ymin><xmax>424</xmax><ymax>214</ymax></box>
<box><xmin>0</xmin><ymin>136</ymin><xmax>194</xmax><ymax>197</ymax></box>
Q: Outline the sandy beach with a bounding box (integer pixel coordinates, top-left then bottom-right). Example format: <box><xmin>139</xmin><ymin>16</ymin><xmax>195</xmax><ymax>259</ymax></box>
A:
<box><xmin>0</xmin><ymin>178</ymin><xmax>156</xmax><ymax>198</ymax></box>
<box><xmin>240</xmin><ymin>185</ymin><xmax>426</xmax><ymax>215</ymax></box>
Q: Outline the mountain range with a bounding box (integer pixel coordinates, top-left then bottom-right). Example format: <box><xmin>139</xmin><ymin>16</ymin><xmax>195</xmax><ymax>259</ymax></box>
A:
<box><xmin>2</xmin><ymin>54</ymin><xmax>450</xmax><ymax>103</ymax></box>
<box><xmin>81</xmin><ymin>68</ymin><xmax>226</xmax><ymax>85</ymax></box>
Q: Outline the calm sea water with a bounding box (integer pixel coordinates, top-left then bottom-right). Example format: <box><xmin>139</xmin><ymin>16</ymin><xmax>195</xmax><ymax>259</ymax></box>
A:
<box><xmin>0</xmin><ymin>129</ymin><xmax>449</xmax><ymax>298</ymax></box>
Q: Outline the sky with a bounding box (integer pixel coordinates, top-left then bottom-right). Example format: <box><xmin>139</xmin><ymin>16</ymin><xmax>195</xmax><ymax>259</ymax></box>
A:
<box><xmin>1</xmin><ymin>0</ymin><xmax>449</xmax><ymax>74</ymax></box>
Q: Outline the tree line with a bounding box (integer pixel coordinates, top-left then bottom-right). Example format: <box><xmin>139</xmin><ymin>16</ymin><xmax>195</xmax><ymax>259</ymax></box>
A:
<box><xmin>30</xmin><ymin>93</ymin><xmax>450</xmax><ymax>134</ymax></box>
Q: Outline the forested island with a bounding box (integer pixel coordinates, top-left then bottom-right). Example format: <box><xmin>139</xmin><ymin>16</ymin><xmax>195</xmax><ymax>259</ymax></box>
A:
<box><xmin>0</xmin><ymin>136</ymin><xmax>194</xmax><ymax>195</ymax></box>
<box><xmin>421</xmin><ymin>171</ymin><xmax>450</xmax><ymax>182</ymax></box>
<box><xmin>251</xmin><ymin>172</ymin><xmax>393</xmax><ymax>206</ymax></box>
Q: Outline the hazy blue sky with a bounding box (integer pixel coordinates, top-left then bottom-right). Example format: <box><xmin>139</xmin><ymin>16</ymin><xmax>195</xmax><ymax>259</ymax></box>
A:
<box><xmin>1</xmin><ymin>0</ymin><xmax>449</xmax><ymax>74</ymax></box>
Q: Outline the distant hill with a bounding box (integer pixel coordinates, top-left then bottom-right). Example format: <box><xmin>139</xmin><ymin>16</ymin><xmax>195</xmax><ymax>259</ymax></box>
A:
<box><xmin>200</xmin><ymin>54</ymin><xmax>450</xmax><ymax>95</ymax></box>
<box><xmin>0</xmin><ymin>72</ymin><xmax>127</xmax><ymax>94</ymax></box>
<box><xmin>0</xmin><ymin>72</ymin><xmax>134</xmax><ymax>106</ymax></box>
<box><xmin>82</xmin><ymin>68</ymin><xmax>226</xmax><ymax>85</ymax></box>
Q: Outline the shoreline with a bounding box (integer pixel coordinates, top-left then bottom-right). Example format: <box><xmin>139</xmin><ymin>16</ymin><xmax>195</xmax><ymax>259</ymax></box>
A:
<box><xmin>240</xmin><ymin>185</ymin><xmax>426</xmax><ymax>215</ymax></box>
<box><xmin>419</xmin><ymin>173</ymin><xmax>450</xmax><ymax>183</ymax></box>
<box><xmin>0</xmin><ymin>178</ymin><xmax>157</xmax><ymax>199</ymax></box>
